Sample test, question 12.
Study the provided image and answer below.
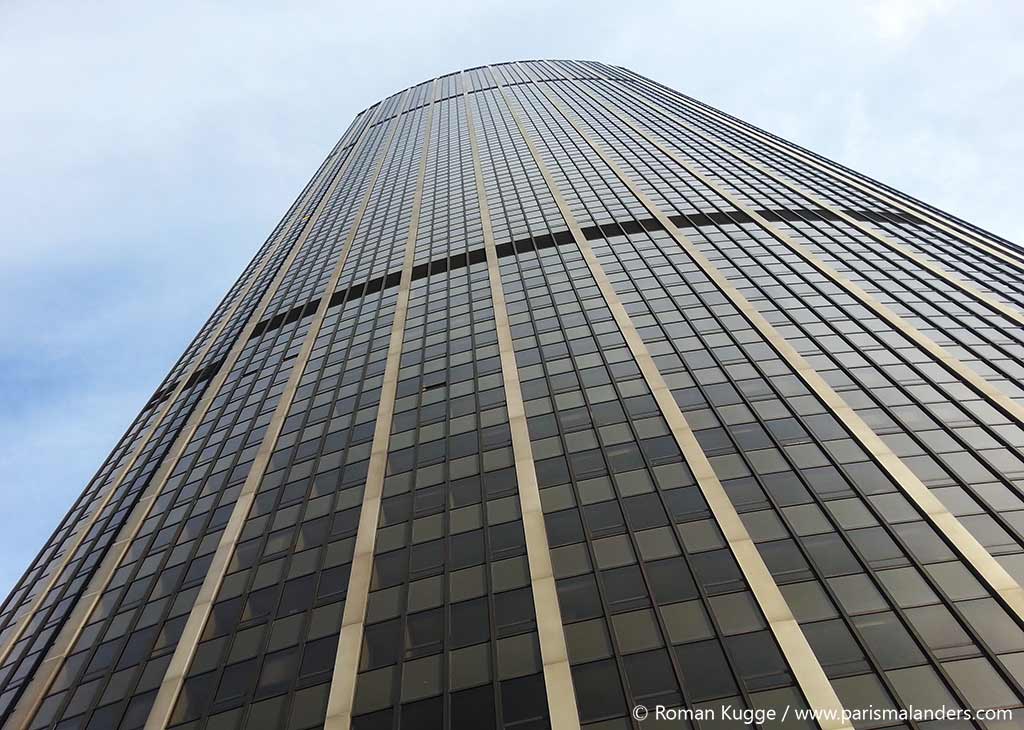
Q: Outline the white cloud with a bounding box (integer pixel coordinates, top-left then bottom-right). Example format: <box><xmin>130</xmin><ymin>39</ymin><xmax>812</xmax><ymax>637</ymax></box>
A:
<box><xmin>869</xmin><ymin>0</ymin><xmax>961</xmax><ymax>42</ymax></box>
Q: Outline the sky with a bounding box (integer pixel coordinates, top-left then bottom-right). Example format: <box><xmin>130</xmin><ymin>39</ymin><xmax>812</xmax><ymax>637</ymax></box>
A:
<box><xmin>0</xmin><ymin>0</ymin><xmax>1021</xmax><ymax>597</ymax></box>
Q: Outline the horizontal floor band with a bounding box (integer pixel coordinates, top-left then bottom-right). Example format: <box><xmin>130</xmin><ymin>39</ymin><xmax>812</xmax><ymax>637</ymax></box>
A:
<box><xmin>246</xmin><ymin>206</ymin><xmax>926</xmax><ymax>340</ymax></box>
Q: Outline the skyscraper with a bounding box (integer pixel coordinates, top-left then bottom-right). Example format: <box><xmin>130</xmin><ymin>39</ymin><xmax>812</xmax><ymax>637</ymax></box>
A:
<box><xmin>2</xmin><ymin>58</ymin><xmax>1024</xmax><ymax>730</ymax></box>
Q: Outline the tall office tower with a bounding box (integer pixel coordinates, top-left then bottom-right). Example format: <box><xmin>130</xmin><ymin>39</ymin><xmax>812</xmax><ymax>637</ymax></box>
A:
<box><xmin>3</xmin><ymin>60</ymin><xmax>1024</xmax><ymax>730</ymax></box>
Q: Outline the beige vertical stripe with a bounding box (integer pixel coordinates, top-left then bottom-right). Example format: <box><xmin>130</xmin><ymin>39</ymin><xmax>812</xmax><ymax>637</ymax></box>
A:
<box><xmin>0</xmin><ymin>138</ymin><xmax>341</xmax><ymax>673</ymax></box>
<box><xmin>137</xmin><ymin>92</ymin><xmax>415</xmax><ymax>730</ymax></box>
<box><xmin>529</xmin><ymin>75</ymin><xmax>1024</xmax><ymax>626</ymax></box>
<box><xmin>323</xmin><ymin>81</ymin><xmax>437</xmax><ymax>730</ymax></box>
<box><xmin>618</xmin><ymin>68</ymin><xmax>1024</xmax><ymax>272</ymax></box>
<box><xmin>579</xmin><ymin>75</ymin><xmax>1024</xmax><ymax>328</ymax></box>
<box><xmin>3</xmin><ymin>104</ymin><xmax>387</xmax><ymax>730</ymax></box>
<box><xmin>461</xmin><ymin>73</ymin><xmax>581</xmax><ymax>730</ymax></box>
<box><xmin>496</xmin><ymin>72</ymin><xmax>854</xmax><ymax>730</ymax></box>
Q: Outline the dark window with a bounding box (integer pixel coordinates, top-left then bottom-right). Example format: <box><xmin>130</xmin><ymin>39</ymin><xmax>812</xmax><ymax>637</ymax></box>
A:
<box><xmin>726</xmin><ymin>631</ymin><xmax>793</xmax><ymax>691</ymax></box>
<box><xmin>600</xmin><ymin>565</ymin><xmax>650</xmax><ymax>613</ymax></box>
<box><xmin>405</xmin><ymin>608</ymin><xmax>444</xmax><ymax>658</ymax></box>
<box><xmin>674</xmin><ymin>640</ymin><xmax>738</xmax><ymax>701</ymax></box>
<box><xmin>494</xmin><ymin>587</ymin><xmax>536</xmax><ymax>637</ymax></box>
<box><xmin>557</xmin><ymin>573</ymin><xmax>605</xmax><ymax>621</ymax></box>
<box><xmin>572</xmin><ymin>660</ymin><xmax>626</xmax><ymax>723</ymax></box>
<box><xmin>500</xmin><ymin>673</ymin><xmax>549</xmax><ymax>725</ymax></box>
<box><xmin>361</xmin><ymin>619</ymin><xmax>402</xmax><ymax>670</ymax></box>
<box><xmin>450</xmin><ymin>598</ymin><xmax>489</xmax><ymax>648</ymax></box>
<box><xmin>451</xmin><ymin>685</ymin><xmax>495</xmax><ymax>730</ymax></box>
<box><xmin>623</xmin><ymin>649</ymin><xmax>682</xmax><ymax>706</ymax></box>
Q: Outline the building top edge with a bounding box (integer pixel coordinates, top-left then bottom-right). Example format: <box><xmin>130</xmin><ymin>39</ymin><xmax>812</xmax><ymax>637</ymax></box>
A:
<box><xmin>352</xmin><ymin>58</ymin><xmax>625</xmax><ymax>119</ymax></box>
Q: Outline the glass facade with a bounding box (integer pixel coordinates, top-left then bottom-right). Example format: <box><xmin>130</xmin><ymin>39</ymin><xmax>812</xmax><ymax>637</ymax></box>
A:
<box><xmin>2</xmin><ymin>61</ymin><xmax>1024</xmax><ymax>730</ymax></box>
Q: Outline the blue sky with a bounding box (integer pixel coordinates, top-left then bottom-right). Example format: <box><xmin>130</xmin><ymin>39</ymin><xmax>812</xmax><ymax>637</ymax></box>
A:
<box><xmin>0</xmin><ymin>0</ymin><xmax>1021</xmax><ymax>597</ymax></box>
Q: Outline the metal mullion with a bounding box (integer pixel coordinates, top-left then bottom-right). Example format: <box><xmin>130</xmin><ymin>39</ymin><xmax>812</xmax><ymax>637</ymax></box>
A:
<box><xmin>181</xmin><ymin>123</ymin><xmax>355</xmax><ymax>366</ymax></box>
<box><xmin>194</xmin><ymin>106</ymin><xmax>369</xmax><ymax>340</ymax></box>
<box><xmin>520</xmin><ymin>73</ymin><xmax>913</xmax><ymax>722</ymax></box>
<box><xmin>630</xmin><ymin>69</ymin><xmax>1024</xmax><ymax>270</ymax></box>
<box><xmin>496</xmin><ymin>68</ymin><xmax>853</xmax><ymax>730</ymax></box>
<box><xmin>0</xmin><ymin>401</ymin><xmax>153</xmax><ymax>636</ymax></box>
<box><xmin>272</xmin><ymin>116</ymin><xmax>397</xmax><ymax>316</ymax></box>
<box><xmin>17</xmin><ymin>388</ymin><xmax>200</xmax><ymax>635</ymax></box>
<box><xmin>322</xmin><ymin>80</ymin><xmax>437</xmax><ymax>730</ymax></box>
<box><xmin>0</xmin><ymin>102</ymin><xmax>366</xmax><ymax>637</ymax></box>
<box><xmin>426</xmin><ymin>278</ymin><xmax>459</xmax><ymax>730</ymax></box>
<box><xmin>513</xmin><ymin>81</ymin><xmax>922</xmax><ymax>711</ymax></box>
<box><xmin>375</xmin><ymin>278</ymin><xmax>454</xmax><ymax>730</ymax></box>
<box><xmin>472</xmin><ymin>273</ymin><xmax>513</xmax><ymax>730</ymax></box>
<box><xmin>463</xmin><ymin>77</ymin><xmax>580</xmax><ymax>730</ymax></box>
<box><xmin>494</xmin><ymin>231</ymin><xmax>664</xmax><ymax>724</ymax></box>
<box><xmin>702</xmin><ymin>221</ymin><xmax>1024</xmax><ymax>588</ymax></box>
<box><xmin>474</xmin><ymin>87</ymin><xmax>560</xmax><ymax>247</ymax></box>
<box><xmin>766</xmin><ymin>214</ymin><xmax>1024</xmax><ymax>368</ymax></box>
<box><xmin>134</xmin><ymin>89</ymin><xmax>416</xmax><ymax>730</ymax></box>
<box><xmin>738</xmin><ymin>215</ymin><xmax>1024</xmax><ymax>464</ymax></box>
<box><xmin>435</xmin><ymin>266</ymin><xmax>500</xmax><ymax>730</ymax></box>
<box><xmin>369</xmin><ymin>106</ymin><xmax>456</xmax><ymax>730</ymax></box>
<box><xmin>506</xmin><ymin>76</ymin><xmax>791</xmax><ymax>717</ymax></box>
<box><xmin>439</xmin><ymin>266</ymin><xmax>506</xmax><ymax>730</ymax></box>
<box><xmin>274</xmin><ymin>294</ymin><xmax>390</xmax><ymax>711</ymax></box>
<box><xmin>0</xmin><ymin>415</ymin><xmax>143</xmax><ymax>645</ymax></box>
<box><xmin>190</xmin><ymin>288</ymin><xmax>391</xmax><ymax>727</ymax></box>
<box><xmin>75</xmin><ymin>318</ymin><xmax>309</xmax><ymax>729</ymax></box>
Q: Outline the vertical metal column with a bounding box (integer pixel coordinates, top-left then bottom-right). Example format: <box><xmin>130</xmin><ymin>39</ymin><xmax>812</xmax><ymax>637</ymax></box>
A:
<box><xmin>494</xmin><ymin>72</ymin><xmax>854</xmax><ymax>730</ymax></box>
<box><xmin>462</xmin><ymin>73</ymin><xmax>581</xmax><ymax>730</ymax></box>
<box><xmin>139</xmin><ymin>92</ymin><xmax>414</xmax><ymax>730</ymax></box>
<box><xmin>323</xmin><ymin>82</ymin><xmax>438</xmax><ymax>730</ymax></box>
